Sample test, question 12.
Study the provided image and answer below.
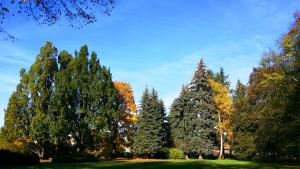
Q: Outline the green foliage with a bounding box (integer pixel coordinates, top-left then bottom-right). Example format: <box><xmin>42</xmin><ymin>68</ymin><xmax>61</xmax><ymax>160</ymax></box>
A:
<box><xmin>214</xmin><ymin>67</ymin><xmax>230</xmax><ymax>87</ymax></box>
<box><xmin>231</xmin><ymin>133</ymin><xmax>256</xmax><ymax>160</ymax></box>
<box><xmin>170</xmin><ymin>59</ymin><xmax>216</xmax><ymax>158</ymax></box>
<box><xmin>168</xmin><ymin>148</ymin><xmax>185</xmax><ymax>159</ymax></box>
<box><xmin>2</xmin><ymin>69</ymin><xmax>31</xmax><ymax>141</ymax></box>
<box><xmin>2</xmin><ymin>42</ymin><xmax>122</xmax><ymax>159</ymax></box>
<box><xmin>133</xmin><ymin>88</ymin><xmax>167</xmax><ymax>158</ymax></box>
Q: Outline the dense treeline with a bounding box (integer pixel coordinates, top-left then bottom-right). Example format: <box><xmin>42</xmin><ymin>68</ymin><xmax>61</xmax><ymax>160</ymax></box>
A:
<box><xmin>1</xmin><ymin>11</ymin><xmax>300</xmax><ymax>164</ymax></box>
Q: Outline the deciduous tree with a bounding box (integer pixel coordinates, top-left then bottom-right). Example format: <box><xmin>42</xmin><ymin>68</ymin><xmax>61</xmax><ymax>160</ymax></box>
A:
<box><xmin>209</xmin><ymin>79</ymin><xmax>233</xmax><ymax>159</ymax></box>
<box><xmin>114</xmin><ymin>81</ymin><xmax>137</xmax><ymax>152</ymax></box>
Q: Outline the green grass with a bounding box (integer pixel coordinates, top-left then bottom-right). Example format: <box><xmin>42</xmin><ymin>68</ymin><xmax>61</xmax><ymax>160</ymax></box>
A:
<box><xmin>3</xmin><ymin>159</ymin><xmax>300</xmax><ymax>169</ymax></box>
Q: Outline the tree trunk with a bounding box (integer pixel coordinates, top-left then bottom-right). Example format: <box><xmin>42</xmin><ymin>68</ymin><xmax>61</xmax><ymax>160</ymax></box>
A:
<box><xmin>185</xmin><ymin>154</ymin><xmax>189</xmax><ymax>159</ymax></box>
<box><xmin>198</xmin><ymin>154</ymin><xmax>203</xmax><ymax>160</ymax></box>
<box><xmin>218</xmin><ymin>113</ymin><xmax>224</xmax><ymax>160</ymax></box>
<box><xmin>37</xmin><ymin>147</ymin><xmax>44</xmax><ymax>159</ymax></box>
<box><xmin>219</xmin><ymin>131</ymin><xmax>224</xmax><ymax>160</ymax></box>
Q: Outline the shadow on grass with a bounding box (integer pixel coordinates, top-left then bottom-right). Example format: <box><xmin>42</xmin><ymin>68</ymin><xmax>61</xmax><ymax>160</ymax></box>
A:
<box><xmin>3</xmin><ymin>160</ymin><xmax>300</xmax><ymax>169</ymax></box>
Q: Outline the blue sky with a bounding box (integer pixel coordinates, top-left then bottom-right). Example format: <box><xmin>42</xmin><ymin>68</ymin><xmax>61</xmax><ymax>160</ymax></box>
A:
<box><xmin>0</xmin><ymin>0</ymin><xmax>299</xmax><ymax>127</ymax></box>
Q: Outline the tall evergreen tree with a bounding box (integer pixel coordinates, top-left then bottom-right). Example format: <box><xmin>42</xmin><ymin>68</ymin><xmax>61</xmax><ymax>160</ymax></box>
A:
<box><xmin>28</xmin><ymin>41</ymin><xmax>58</xmax><ymax>159</ymax></box>
<box><xmin>133</xmin><ymin>88</ymin><xmax>167</xmax><ymax>158</ymax></box>
<box><xmin>3</xmin><ymin>69</ymin><xmax>31</xmax><ymax>141</ymax></box>
<box><xmin>170</xmin><ymin>59</ymin><xmax>216</xmax><ymax>159</ymax></box>
<box><xmin>169</xmin><ymin>85</ymin><xmax>192</xmax><ymax>158</ymax></box>
<box><xmin>72</xmin><ymin>45</ymin><xmax>93</xmax><ymax>150</ymax></box>
<box><xmin>49</xmin><ymin>50</ymin><xmax>76</xmax><ymax>153</ymax></box>
<box><xmin>93</xmin><ymin>64</ymin><xmax>121</xmax><ymax>157</ymax></box>
<box><xmin>187</xmin><ymin>59</ymin><xmax>216</xmax><ymax>159</ymax></box>
<box><xmin>230</xmin><ymin>80</ymin><xmax>255</xmax><ymax>160</ymax></box>
<box><xmin>86</xmin><ymin>51</ymin><xmax>104</xmax><ymax>150</ymax></box>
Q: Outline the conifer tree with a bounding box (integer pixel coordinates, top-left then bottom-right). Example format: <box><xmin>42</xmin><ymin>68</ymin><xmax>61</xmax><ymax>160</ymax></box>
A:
<box><xmin>94</xmin><ymin>65</ymin><xmax>121</xmax><ymax>157</ymax></box>
<box><xmin>73</xmin><ymin>45</ymin><xmax>93</xmax><ymax>150</ymax></box>
<box><xmin>170</xmin><ymin>59</ymin><xmax>216</xmax><ymax>159</ymax></box>
<box><xmin>230</xmin><ymin>80</ymin><xmax>252</xmax><ymax>159</ymax></box>
<box><xmin>187</xmin><ymin>59</ymin><xmax>216</xmax><ymax>159</ymax></box>
<box><xmin>49</xmin><ymin>50</ymin><xmax>76</xmax><ymax>152</ymax></box>
<box><xmin>133</xmin><ymin>88</ymin><xmax>167</xmax><ymax>158</ymax></box>
<box><xmin>3</xmin><ymin>69</ymin><xmax>31</xmax><ymax>141</ymax></box>
<box><xmin>28</xmin><ymin>41</ymin><xmax>58</xmax><ymax>159</ymax></box>
<box><xmin>215</xmin><ymin>67</ymin><xmax>230</xmax><ymax>87</ymax></box>
<box><xmin>169</xmin><ymin>85</ymin><xmax>191</xmax><ymax>158</ymax></box>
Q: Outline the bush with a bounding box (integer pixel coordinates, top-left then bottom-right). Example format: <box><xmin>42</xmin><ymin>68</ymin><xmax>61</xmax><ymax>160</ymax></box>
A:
<box><xmin>0</xmin><ymin>139</ymin><xmax>39</xmax><ymax>165</ymax></box>
<box><xmin>0</xmin><ymin>139</ymin><xmax>24</xmax><ymax>152</ymax></box>
<box><xmin>52</xmin><ymin>153</ymin><xmax>98</xmax><ymax>163</ymax></box>
<box><xmin>168</xmin><ymin>148</ymin><xmax>185</xmax><ymax>159</ymax></box>
<box><xmin>0</xmin><ymin>149</ymin><xmax>39</xmax><ymax>165</ymax></box>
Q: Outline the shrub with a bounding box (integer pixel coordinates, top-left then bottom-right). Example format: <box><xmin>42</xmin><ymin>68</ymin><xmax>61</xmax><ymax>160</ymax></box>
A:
<box><xmin>0</xmin><ymin>139</ymin><xmax>24</xmax><ymax>152</ymax></box>
<box><xmin>0</xmin><ymin>139</ymin><xmax>39</xmax><ymax>165</ymax></box>
<box><xmin>0</xmin><ymin>149</ymin><xmax>39</xmax><ymax>165</ymax></box>
<box><xmin>168</xmin><ymin>148</ymin><xmax>185</xmax><ymax>159</ymax></box>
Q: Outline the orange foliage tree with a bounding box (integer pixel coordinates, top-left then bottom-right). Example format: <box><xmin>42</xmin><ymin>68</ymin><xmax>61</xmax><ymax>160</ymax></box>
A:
<box><xmin>114</xmin><ymin>81</ymin><xmax>137</xmax><ymax>152</ymax></box>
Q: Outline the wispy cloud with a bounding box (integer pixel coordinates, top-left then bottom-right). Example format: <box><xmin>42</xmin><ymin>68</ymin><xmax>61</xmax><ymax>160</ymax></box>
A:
<box><xmin>0</xmin><ymin>56</ymin><xmax>31</xmax><ymax>65</ymax></box>
<box><xmin>0</xmin><ymin>43</ymin><xmax>34</xmax><ymax>65</ymax></box>
<box><xmin>0</xmin><ymin>73</ymin><xmax>19</xmax><ymax>93</ymax></box>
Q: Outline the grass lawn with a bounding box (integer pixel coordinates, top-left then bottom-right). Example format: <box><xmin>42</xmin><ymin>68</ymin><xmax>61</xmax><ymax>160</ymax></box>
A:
<box><xmin>3</xmin><ymin>159</ymin><xmax>300</xmax><ymax>169</ymax></box>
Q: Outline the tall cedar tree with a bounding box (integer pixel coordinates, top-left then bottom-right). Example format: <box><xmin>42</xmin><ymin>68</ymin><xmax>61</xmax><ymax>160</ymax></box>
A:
<box><xmin>133</xmin><ymin>88</ymin><xmax>167</xmax><ymax>158</ymax></box>
<box><xmin>49</xmin><ymin>50</ymin><xmax>77</xmax><ymax>153</ymax></box>
<box><xmin>28</xmin><ymin>42</ymin><xmax>58</xmax><ymax>159</ymax></box>
<box><xmin>73</xmin><ymin>45</ymin><xmax>92</xmax><ymax>150</ymax></box>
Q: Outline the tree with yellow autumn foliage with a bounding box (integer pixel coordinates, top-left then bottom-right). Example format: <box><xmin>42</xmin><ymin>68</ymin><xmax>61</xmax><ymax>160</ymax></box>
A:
<box><xmin>113</xmin><ymin>81</ymin><xmax>137</xmax><ymax>153</ymax></box>
<box><xmin>209</xmin><ymin>79</ymin><xmax>233</xmax><ymax>160</ymax></box>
